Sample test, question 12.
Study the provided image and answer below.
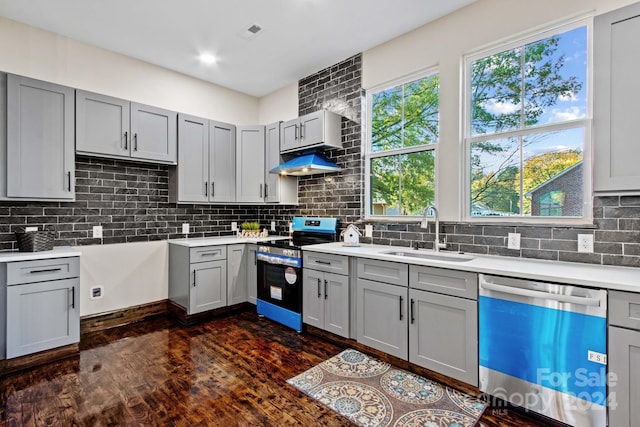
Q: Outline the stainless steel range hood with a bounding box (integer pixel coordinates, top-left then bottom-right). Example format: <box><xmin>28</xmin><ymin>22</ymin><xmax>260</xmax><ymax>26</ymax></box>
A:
<box><xmin>270</xmin><ymin>153</ymin><xmax>341</xmax><ymax>176</ymax></box>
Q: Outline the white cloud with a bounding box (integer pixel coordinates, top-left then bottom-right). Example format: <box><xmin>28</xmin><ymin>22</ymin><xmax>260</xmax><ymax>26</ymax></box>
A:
<box><xmin>483</xmin><ymin>99</ymin><xmax>520</xmax><ymax>115</ymax></box>
<box><xmin>558</xmin><ymin>92</ymin><xmax>578</xmax><ymax>102</ymax></box>
<box><xmin>548</xmin><ymin>106</ymin><xmax>584</xmax><ymax>122</ymax></box>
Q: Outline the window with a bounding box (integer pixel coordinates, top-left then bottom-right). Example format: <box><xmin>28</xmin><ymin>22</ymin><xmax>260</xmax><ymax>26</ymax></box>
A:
<box><xmin>464</xmin><ymin>21</ymin><xmax>591</xmax><ymax>222</ymax></box>
<box><xmin>365</xmin><ymin>70</ymin><xmax>439</xmax><ymax>218</ymax></box>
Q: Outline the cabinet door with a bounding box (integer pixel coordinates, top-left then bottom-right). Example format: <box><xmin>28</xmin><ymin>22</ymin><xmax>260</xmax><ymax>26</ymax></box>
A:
<box><xmin>6</xmin><ymin>278</ymin><xmax>80</xmax><ymax>358</ymax></box>
<box><xmin>594</xmin><ymin>3</ymin><xmax>640</xmax><ymax>192</ymax></box>
<box><xmin>280</xmin><ymin>118</ymin><xmax>300</xmax><ymax>152</ymax></box>
<box><xmin>246</xmin><ymin>245</ymin><xmax>258</xmax><ymax>305</ymax></box>
<box><xmin>299</xmin><ymin>110</ymin><xmax>324</xmax><ymax>148</ymax></box>
<box><xmin>236</xmin><ymin>126</ymin><xmax>265</xmax><ymax>203</ymax></box>
<box><xmin>130</xmin><ymin>102</ymin><xmax>177</xmax><ymax>164</ymax></box>
<box><xmin>76</xmin><ymin>90</ymin><xmax>130</xmax><ymax>158</ymax></box>
<box><xmin>190</xmin><ymin>260</ymin><xmax>227</xmax><ymax>314</ymax></box>
<box><xmin>303</xmin><ymin>268</ymin><xmax>325</xmax><ymax>329</ymax></box>
<box><xmin>356</xmin><ymin>278</ymin><xmax>408</xmax><ymax>359</ymax></box>
<box><xmin>6</xmin><ymin>75</ymin><xmax>75</xmax><ymax>200</ymax></box>
<box><xmin>177</xmin><ymin>114</ymin><xmax>209</xmax><ymax>203</ymax></box>
<box><xmin>227</xmin><ymin>244</ymin><xmax>247</xmax><ymax>306</ymax></box>
<box><xmin>324</xmin><ymin>272</ymin><xmax>349</xmax><ymax>338</ymax></box>
<box><xmin>265</xmin><ymin>122</ymin><xmax>281</xmax><ymax>203</ymax></box>
<box><xmin>609</xmin><ymin>326</ymin><xmax>640</xmax><ymax>427</ymax></box>
<box><xmin>409</xmin><ymin>289</ymin><xmax>478</xmax><ymax>386</ymax></box>
<box><xmin>210</xmin><ymin>121</ymin><xmax>236</xmax><ymax>202</ymax></box>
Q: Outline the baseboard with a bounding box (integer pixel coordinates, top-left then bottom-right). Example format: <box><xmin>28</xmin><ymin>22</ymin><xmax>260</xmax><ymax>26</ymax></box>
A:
<box><xmin>80</xmin><ymin>300</ymin><xmax>170</xmax><ymax>335</ymax></box>
<box><xmin>168</xmin><ymin>300</ymin><xmax>253</xmax><ymax>325</ymax></box>
<box><xmin>0</xmin><ymin>343</ymin><xmax>79</xmax><ymax>376</ymax></box>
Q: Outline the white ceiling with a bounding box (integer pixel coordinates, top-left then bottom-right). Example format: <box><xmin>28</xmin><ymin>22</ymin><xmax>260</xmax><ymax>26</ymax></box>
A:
<box><xmin>0</xmin><ymin>0</ymin><xmax>475</xmax><ymax>97</ymax></box>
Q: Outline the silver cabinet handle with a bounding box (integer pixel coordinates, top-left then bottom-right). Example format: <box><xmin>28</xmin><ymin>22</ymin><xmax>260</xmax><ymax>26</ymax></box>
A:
<box><xmin>29</xmin><ymin>268</ymin><xmax>62</xmax><ymax>274</ymax></box>
<box><xmin>134</xmin><ymin>133</ymin><xmax>138</xmax><ymax>151</ymax></box>
<box><xmin>300</xmin><ymin>123</ymin><xmax>304</xmax><ymax>140</ymax></box>
<box><xmin>399</xmin><ymin>296</ymin><xmax>403</xmax><ymax>321</ymax></box>
<box><xmin>124</xmin><ymin>131</ymin><xmax>128</xmax><ymax>150</ymax></box>
<box><xmin>294</xmin><ymin>124</ymin><xmax>298</xmax><ymax>140</ymax></box>
<box><xmin>200</xmin><ymin>251</ymin><xmax>220</xmax><ymax>257</ymax></box>
<box><xmin>315</xmin><ymin>260</ymin><xmax>331</xmax><ymax>265</ymax></box>
<box><xmin>324</xmin><ymin>279</ymin><xmax>328</xmax><ymax>300</ymax></box>
<box><xmin>317</xmin><ymin>278</ymin><xmax>321</xmax><ymax>298</ymax></box>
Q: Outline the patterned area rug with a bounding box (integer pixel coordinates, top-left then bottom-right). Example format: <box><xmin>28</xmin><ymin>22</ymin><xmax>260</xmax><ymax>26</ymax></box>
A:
<box><xmin>287</xmin><ymin>349</ymin><xmax>486</xmax><ymax>427</ymax></box>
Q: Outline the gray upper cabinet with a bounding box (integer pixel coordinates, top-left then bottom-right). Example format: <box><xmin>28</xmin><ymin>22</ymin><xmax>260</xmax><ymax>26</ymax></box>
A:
<box><xmin>265</xmin><ymin>122</ymin><xmax>297</xmax><ymax>204</ymax></box>
<box><xmin>170</xmin><ymin>114</ymin><xmax>235</xmax><ymax>204</ymax></box>
<box><xmin>236</xmin><ymin>125</ymin><xmax>265</xmax><ymax>203</ymax></box>
<box><xmin>1</xmin><ymin>74</ymin><xmax>75</xmax><ymax>201</ymax></box>
<box><xmin>279</xmin><ymin>110</ymin><xmax>342</xmax><ymax>154</ymax></box>
<box><xmin>76</xmin><ymin>90</ymin><xmax>177</xmax><ymax>164</ymax></box>
<box><xmin>210</xmin><ymin>120</ymin><xmax>236</xmax><ymax>202</ymax></box>
<box><xmin>594</xmin><ymin>3</ymin><xmax>640</xmax><ymax>192</ymax></box>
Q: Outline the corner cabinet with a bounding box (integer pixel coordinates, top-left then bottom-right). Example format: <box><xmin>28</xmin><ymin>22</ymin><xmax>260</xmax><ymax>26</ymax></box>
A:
<box><xmin>280</xmin><ymin>110</ymin><xmax>342</xmax><ymax>153</ymax></box>
<box><xmin>594</xmin><ymin>3</ymin><xmax>640</xmax><ymax>192</ymax></box>
<box><xmin>0</xmin><ymin>74</ymin><xmax>75</xmax><ymax>201</ymax></box>
<box><xmin>302</xmin><ymin>253</ymin><xmax>350</xmax><ymax>338</ymax></box>
<box><xmin>76</xmin><ymin>90</ymin><xmax>177</xmax><ymax>164</ymax></box>
<box><xmin>169</xmin><ymin>114</ymin><xmax>235</xmax><ymax>203</ymax></box>
<box><xmin>3</xmin><ymin>257</ymin><xmax>80</xmax><ymax>359</ymax></box>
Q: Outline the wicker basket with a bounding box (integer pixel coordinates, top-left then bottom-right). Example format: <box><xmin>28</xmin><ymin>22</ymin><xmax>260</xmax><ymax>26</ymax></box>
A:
<box><xmin>15</xmin><ymin>230</ymin><xmax>55</xmax><ymax>252</ymax></box>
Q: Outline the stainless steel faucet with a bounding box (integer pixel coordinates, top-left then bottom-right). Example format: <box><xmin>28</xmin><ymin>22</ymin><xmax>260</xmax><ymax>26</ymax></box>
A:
<box><xmin>421</xmin><ymin>205</ymin><xmax>446</xmax><ymax>252</ymax></box>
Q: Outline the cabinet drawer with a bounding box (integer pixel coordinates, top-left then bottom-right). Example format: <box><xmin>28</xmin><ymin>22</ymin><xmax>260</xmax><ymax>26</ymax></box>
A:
<box><xmin>304</xmin><ymin>252</ymin><xmax>349</xmax><ymax>275</ymax></box>
<box><xmin>6</xmin><ymin>257</ymin><xmax>79</xmax><ymax>285</ymax></box>
<box><xmin>410</xmin><ymin>265</ymin><xmax>478</xmax><ymax>300</ymax></box>
<box><xmin>190</xmin><ymin>246</ymin><xmax>227</xmax><ymax>263</ymax></box>
<box><xmin>610</xmin><ymin>290</ymin><xmax>640</xmax><ymax>330</ymax></box>
<box><xmin>357</xmin><ymin>258</ymin><xmax>408</xmax><ymax>287</ymax></box>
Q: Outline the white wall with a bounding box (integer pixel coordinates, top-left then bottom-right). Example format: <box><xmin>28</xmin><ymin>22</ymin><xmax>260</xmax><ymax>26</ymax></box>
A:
<box><xmin>74</xmin><ymin>241</ymin><xmax>168</xmax><ymax>317</ymax></box>
<box><xmin>258</xmin><ymin>82</ymin><xmax>299</xmax><ymax>125</ymax></box>
<box><xmin>0</xmin><ymin>17</ymin><xmax>259</xmax><ymax>125</ymax></box>
<box><xmin>362</xmin><ymin>0</ymin><xmax>638</xmax><ymax>220</ymax></box>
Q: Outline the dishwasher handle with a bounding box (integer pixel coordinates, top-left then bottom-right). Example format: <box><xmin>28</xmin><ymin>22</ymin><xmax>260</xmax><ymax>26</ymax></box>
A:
<box><xmin>480</xmin><ymin>279</ymin><xmax>601</xmax><ymax>307</ymax></box>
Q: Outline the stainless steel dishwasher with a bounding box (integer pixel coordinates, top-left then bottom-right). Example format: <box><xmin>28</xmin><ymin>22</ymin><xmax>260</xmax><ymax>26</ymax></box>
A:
<box><xmin>479</xmin><ymin>274</ymin><xmax>607</xmax><ymax>427</ymax></box>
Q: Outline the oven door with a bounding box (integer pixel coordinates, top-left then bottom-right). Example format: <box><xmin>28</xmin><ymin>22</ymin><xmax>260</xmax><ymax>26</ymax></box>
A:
<box><xmin>257</xmin><ymin>255</ymin><xmax>302</xmax><ymax>313</ymax></box>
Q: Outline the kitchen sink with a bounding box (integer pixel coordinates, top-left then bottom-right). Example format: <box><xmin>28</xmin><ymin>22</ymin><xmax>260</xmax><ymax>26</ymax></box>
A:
<box><xmin>381</xmin><ymin>250</ymin><xmax>474</xmax><ymax>262</ymax></box>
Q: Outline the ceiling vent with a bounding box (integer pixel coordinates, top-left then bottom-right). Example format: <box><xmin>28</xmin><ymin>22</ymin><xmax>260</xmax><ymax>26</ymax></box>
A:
<box><xmin>239</xmin><ymin>23</ymin><xmax>263</xmax><ymax>40</ymax></box>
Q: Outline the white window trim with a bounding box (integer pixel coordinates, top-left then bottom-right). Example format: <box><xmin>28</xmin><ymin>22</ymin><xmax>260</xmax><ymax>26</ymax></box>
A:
<box><xmin>363</xmin><ymin>67</ymin><xmax>440</xmax><ymax>221</ymax></box>
<box><xmin>461</xmin><ymin>17</ymin><xmax>593</xmax><ymax>225</ymax></box>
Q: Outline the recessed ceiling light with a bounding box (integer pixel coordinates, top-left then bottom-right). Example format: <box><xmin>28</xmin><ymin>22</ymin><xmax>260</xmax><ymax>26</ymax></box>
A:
<box><xmin>198</xmin><ymin>53</ymin><xmax>217</xmax><ymax>65</ymax></box>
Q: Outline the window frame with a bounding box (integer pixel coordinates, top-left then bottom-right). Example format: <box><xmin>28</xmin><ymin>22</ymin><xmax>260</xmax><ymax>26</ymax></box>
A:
<box><xmin>461</xmin><ymin>17</ymin><xmax>593</xmax><ymax>225</ymax></box>
<box><xmin>363</xmin><ymin>67</ymin><xmax>440</xmax><ymax>221</ymax></box>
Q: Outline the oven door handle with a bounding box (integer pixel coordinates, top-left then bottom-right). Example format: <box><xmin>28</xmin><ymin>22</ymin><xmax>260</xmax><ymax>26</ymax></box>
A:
<box><xmin>480</xmin><ymin>280</ymin><xmax>601</xmax><ymax>307</ymax></box>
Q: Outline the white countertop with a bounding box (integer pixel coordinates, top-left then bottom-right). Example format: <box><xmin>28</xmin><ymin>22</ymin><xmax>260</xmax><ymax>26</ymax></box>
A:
<box><xmin>302</xmin><ymin>242</ymin><xmax>640</xmax><ymax>293</ymax></box>
<box><xmin>0</xmin><ymin>246</ymin><xmax>81</xmax><ymax>262</ymax></box>
<box><xmin>168</xmin><ymin>235</ymin><xmax>290</xmax><ymax>247</ymax></box>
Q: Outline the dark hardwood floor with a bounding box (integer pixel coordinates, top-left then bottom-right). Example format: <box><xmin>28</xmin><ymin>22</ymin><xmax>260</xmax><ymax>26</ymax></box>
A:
<box><xmin>1</xmin><ymin>309</ymin><xmax>553</xmax><ymax>426</ymax></box>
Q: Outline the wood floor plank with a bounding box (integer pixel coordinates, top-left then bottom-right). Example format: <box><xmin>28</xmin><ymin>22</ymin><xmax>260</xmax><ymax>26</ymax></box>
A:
<box><xmin>1</xmin><ymin>309</ymin><xmax>555</xmax><ymax>426</ymax></box>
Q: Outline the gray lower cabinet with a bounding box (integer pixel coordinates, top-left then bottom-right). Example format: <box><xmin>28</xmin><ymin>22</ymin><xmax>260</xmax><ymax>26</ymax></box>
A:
<box><xmin>76</xmin><ymin>90</ymin><xmax>177</xmax><ymax>164</ymax></box>
<box><xmin>170</xmin><ymin>114</ymin><xmax>235</xmax><ymax>203</ymax></box>
<box><xmin>594</xmin><ymin>3</ymin><xmax>640</xmax><ymax>192</ymax></box>
<box><xmin>1</xmin><ymin>74</ymin><xmax>75</xmax><ymax>201</ymax></box>
<box><xmin>246</xmin><ymin>244</ymin><xmax>258</xmax><ymax>305</ymax></box>
<box><xmin>608</xmin><ymin>290</ymin><xmax>640</xmax><ymax>426</ymax></box>
<box><xmin>4</xmin><ymin>257</ymin><xmax>80</xmax><ymax>359</ymax></box>
<box><xmin>302</xmin><ymin>268</ymin><xmax>350</xmax><ymax>338</ymax></box>
<box><xmin>408</xmin><ymin>288</ymin><xmax>478</xmax><ymax>385</ymax></box>
<box><xmin>227</xmin><ymin>244</ymin><xmax>247</xmax><ymax>306</ymax></box>
<box><xmin>356</xmin><ymin>277</ymin><xmax>408</xmax><ymax>359</ymax></box>
<box><xmin>169</xmin><ymin>244</ymin><xmax>228</xmax><ymax>315</ymax></box>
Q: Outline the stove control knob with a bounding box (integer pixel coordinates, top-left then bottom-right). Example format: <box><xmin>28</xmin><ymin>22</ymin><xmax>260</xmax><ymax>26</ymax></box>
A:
<box><xmin>283</xmin><ymin>249</ymin><xmax>294</xmax><ymax>257</ymax></box>
<box><xmin>258</xmin><ymin>246</ymin><xmax>269</xmax><ymax>253</ymax></box>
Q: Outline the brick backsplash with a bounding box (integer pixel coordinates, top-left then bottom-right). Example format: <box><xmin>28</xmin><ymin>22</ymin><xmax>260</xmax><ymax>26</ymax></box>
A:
<box><xmin>0</xmin><ymin>156</ymin><xmax>296</xmax><ymax>250</ymax></box>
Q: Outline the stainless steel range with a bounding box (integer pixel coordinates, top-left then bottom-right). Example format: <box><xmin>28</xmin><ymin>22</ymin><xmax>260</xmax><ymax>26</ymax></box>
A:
<box><xmin>256</xmin><ymin>217</ymin><xmax>340</xmax><ymax>332</ymax></box>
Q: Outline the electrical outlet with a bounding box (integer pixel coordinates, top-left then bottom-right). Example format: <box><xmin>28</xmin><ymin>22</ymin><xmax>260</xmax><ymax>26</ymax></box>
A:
<box><xmin>578</xmin><ymin>234</ymin><xmax>594</xmax><ymax>253</ymax></box>
<box><xmin>89</xmin><ymin>285</ymin><xmax>104</xmax><ymax>300</ymax></box>
<box><xmin>507</xmin><ymin>233</ymin><xmax>521</xmax><ymax>250</ymax></box>
<box><xmin>182</xmin><ymin>223</ymin><xmax>190</xmax><ymax>234</ymax></box>
<box><xmin>25</xmin><ymin>226</ymin><xmax>38</xmax><ymax>232</ymax></box>
<box><xmin>92</xmin><ymin>225</ymin><xmax>103</xmax><ymax>238</ymax></box>
<box><xmin>231</xmin><ymin>222</ymin><xmax>238</xmax><ymax>231</ymax></box>
<box><xmin>365</xmin><ymin>224</ymin><xmax>373</xmax><ymax>238</ymax></box>
<box><xmin>271</xmin><ymin>221</ymin><xmax>276</xmax><ymax>232</ymax></box>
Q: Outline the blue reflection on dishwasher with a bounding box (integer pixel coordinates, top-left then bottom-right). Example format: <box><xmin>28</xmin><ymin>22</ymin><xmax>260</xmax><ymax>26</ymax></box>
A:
<box><xmin>480</xmin><ymin>296</ymin><xmax>607</xmax><ymax>404</ymax></box>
